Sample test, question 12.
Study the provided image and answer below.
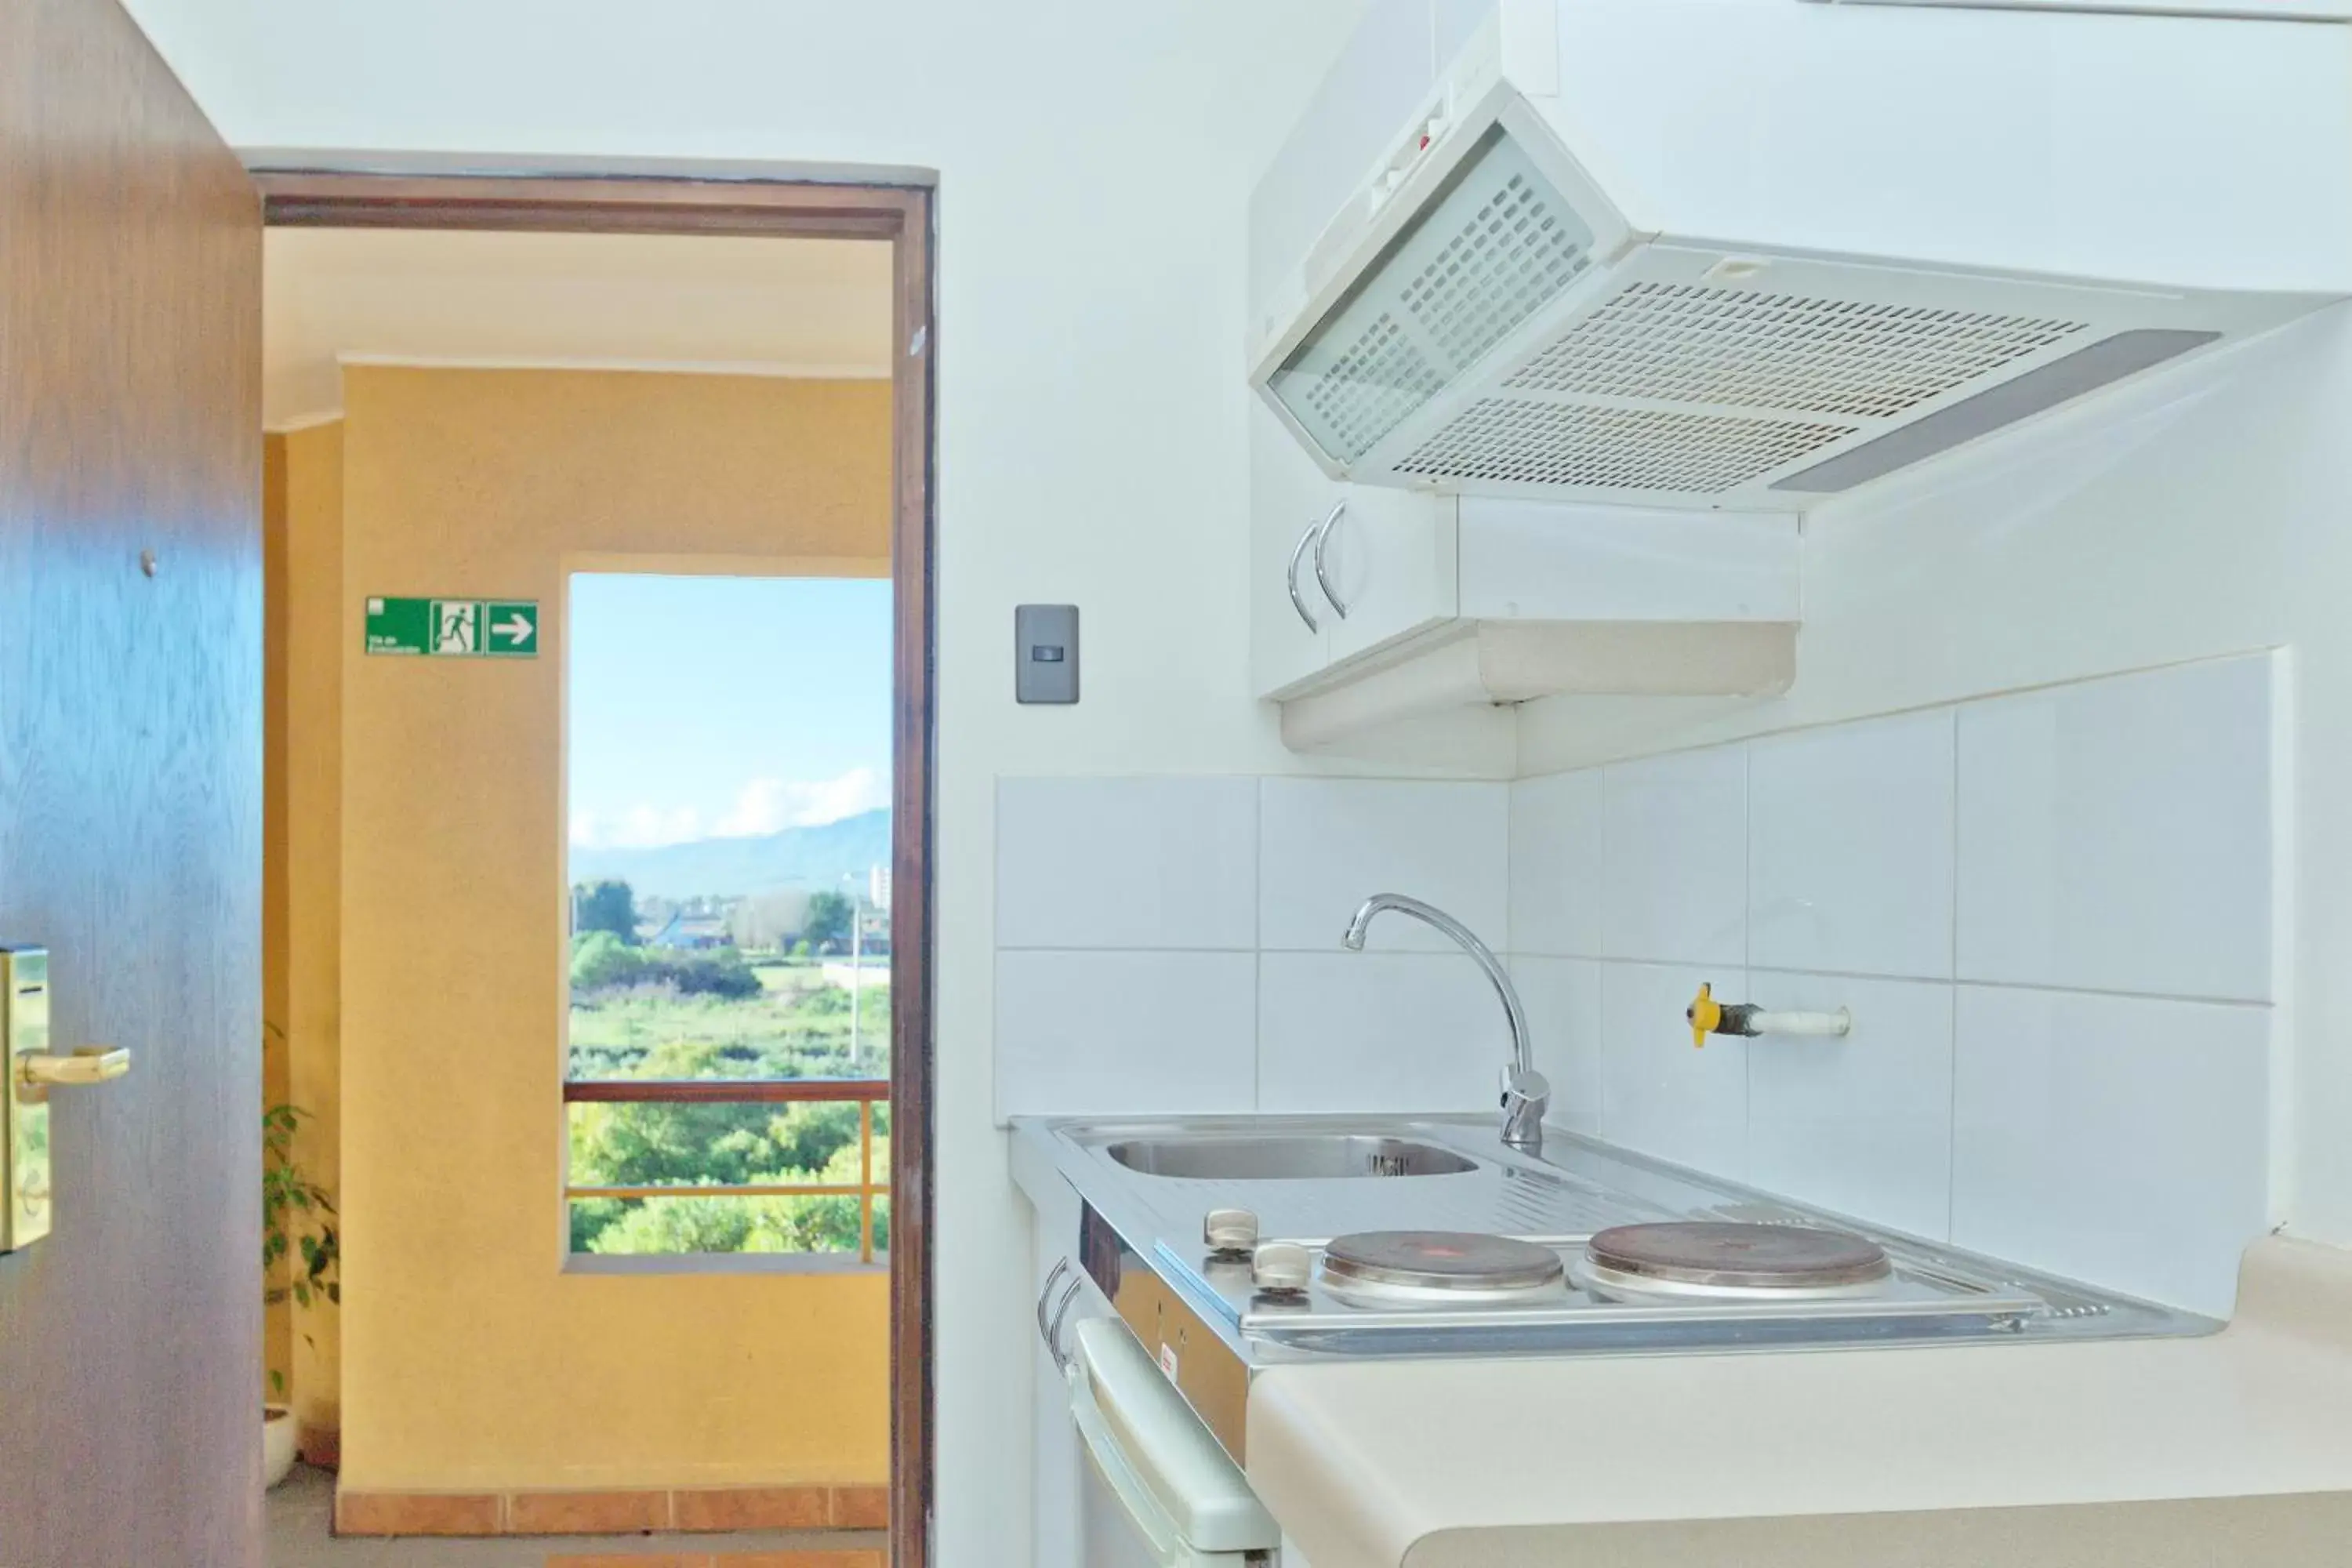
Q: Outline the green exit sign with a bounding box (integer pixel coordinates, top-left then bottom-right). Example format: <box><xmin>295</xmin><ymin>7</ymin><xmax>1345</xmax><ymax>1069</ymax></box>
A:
<box><xmin>365</xmin><ymin>597</ymin><xmax>539</xmax><ymax>659</ymax></box>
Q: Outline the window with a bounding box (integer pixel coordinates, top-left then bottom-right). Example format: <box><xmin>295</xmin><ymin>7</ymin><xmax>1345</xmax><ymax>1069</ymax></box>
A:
<box><xmin>563</xmin><ymin>571</ymin><xmax>892</xmax><ymax>1263</ymax></box>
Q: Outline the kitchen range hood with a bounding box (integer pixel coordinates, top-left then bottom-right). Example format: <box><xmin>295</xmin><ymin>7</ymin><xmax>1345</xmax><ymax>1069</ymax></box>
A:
<box><xmin>1248</xmin><ymin>0</ymin><xmax>2352</xmax><ymax>511</ymax></box>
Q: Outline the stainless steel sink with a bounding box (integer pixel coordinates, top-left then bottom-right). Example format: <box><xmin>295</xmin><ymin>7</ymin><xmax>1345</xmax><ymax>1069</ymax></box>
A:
<box><xmin>1102</xmin><ymin>1134</ymin><xmax>1478</xmax><ymax>1181</ymax></box>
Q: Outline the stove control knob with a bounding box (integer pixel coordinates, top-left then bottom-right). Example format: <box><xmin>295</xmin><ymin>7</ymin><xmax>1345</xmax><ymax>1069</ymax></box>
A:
<box><xmin>1203</xmin><ymin>1207</ymin><xmax>1260</xmax><ymax>1254</ymax></box>
<box><xmin>1251</xmin><ymin>1241</ymin><xmax>1313</xmax><ymax>1295</ymax></box>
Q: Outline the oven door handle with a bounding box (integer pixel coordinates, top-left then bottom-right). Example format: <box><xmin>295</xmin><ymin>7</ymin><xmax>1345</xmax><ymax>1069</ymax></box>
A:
<box><xmin>1065</xmin><ymin>1319</ymin><xmax>1279</xmax><ymax>1564</ymax></box>
<box><xmin>1069</xmin><ymin>1351</ymin><xmax>1189</xmax><ymax>1566</ymax></box>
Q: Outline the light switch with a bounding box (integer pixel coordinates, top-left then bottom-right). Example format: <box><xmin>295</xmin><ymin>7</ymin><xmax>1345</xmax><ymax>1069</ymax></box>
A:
<box><xmin>1016</xmin><ymin>604</ymin><xmax>1080</xmax><ymax>704</ymax></box>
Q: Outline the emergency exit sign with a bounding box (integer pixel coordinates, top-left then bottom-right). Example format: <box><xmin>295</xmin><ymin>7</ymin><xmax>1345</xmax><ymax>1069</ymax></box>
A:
<box><xmin>365</xmin><ymin>597</ymin><xmax>539</xmax><ymax>659</ymax></box>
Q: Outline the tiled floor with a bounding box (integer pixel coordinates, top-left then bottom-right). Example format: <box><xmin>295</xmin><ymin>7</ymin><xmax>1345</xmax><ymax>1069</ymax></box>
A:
<box><xmin>269</xmin><ymin>1468</ymin><xmax>887</xmax><ymax>1567</ymax></box>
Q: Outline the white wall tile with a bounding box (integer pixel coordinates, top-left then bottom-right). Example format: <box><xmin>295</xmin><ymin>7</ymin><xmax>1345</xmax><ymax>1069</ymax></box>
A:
<box><xmin>1955</xmin><ymin>658</ymin><xmax>2273</xmax><ymax>1001</ymax></box>
<box><xmin>1599</xmin><ymin>961</ymin><xmax>1749</xmax><ymax>1178</ymax></box>
<box><xmin>1510</xmin><ymin>956</ymin><xmax>1604</xmax><ymax>1137</ymax></box>
<box><xmin>1951</xmin><ymin>985</ymin><xmax>2270</xmax><ymax>1317</ymax></box>
<box><xmin>1509</xmin><ymin>769</ymin><xmax>1605</xmax><ymax>958</ymax></box>
<box><xmin>1747</xmin><ymin>973</ymin><xmax>1955</xmax><ymax>1241</ymax></box>
<box><xmin>1258</xmin><ymin>953</ymin><xmax>1505</xmax><ymax>1114</ymax></box>
<box><xmin>1259</xmin><ymin>779</ymin><xmax>1508</xmax><ymax>953</ymax></box>
<box><xmin>1749</xmin><ymin>710</ymin><xmax>1955</xmax><ymax>980</ymax></box>
<box><xmin>1602</xmin><ymin>747</ymin><xmax>1748</xmax><ymax>966</ymax></box>
<box><xmin>996</xmin><ymin>777</ymin><xmax>1257</xmax><ymax>950</ymax></box>
<box><xmin>994</xmin><ymin>951</ymin><xmax>1257</xmax><ymax>1118</ymax></box>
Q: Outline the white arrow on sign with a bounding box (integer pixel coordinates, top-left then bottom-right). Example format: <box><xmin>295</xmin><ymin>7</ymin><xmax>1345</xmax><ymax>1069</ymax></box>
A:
<box><xmin>492</xmin><ymin>612</ymin><xmax>535</xmax><ymax>648</ymax></box>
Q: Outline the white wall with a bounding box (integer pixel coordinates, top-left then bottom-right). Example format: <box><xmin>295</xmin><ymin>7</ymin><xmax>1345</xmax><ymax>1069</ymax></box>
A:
<box><xmin>1509</xmin><ymin>660</ymin><xmax>2278</xmax><ymax>1318</ymax></box>
<box><xmin>117</xmin><ymin>3</ymin><xmax>1374</xmax><ymax>1560</ymax></box>
<box><xmin>1516</xmin><ymin>304</ymin><xmax>2352</xmax><ymax>1255</ymax></box>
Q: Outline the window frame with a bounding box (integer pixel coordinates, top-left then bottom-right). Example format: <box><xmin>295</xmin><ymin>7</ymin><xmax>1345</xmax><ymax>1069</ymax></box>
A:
<box><xmin>560</xmin><ymin>561</ymin><xmax>897</xmax><ymax>1269</ymax></box>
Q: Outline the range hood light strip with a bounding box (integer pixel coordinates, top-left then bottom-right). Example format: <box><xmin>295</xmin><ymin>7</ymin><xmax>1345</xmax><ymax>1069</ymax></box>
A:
<box><xmin>1769</xmin><ymin>328</ymin><xmax>2220</xmax><ymax>495</ymax></box>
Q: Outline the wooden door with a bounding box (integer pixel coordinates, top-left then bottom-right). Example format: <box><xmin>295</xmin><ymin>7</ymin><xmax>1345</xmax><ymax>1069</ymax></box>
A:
<box><xmin>0</xmin><ymin>2</ymin><xmax>264</xmax><ymax>1565</ymax></box>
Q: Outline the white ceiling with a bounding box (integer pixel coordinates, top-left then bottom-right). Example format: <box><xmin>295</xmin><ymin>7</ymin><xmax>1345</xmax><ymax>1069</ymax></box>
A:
<box><xmin>262</xmin><ymin>228</ymin><xmax>895</xmax><ymax>428</ymax></box>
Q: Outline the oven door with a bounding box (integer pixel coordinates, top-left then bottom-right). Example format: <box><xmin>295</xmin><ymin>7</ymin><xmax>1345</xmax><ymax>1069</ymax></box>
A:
<box><xmin>1068</xmin><ymin>1318</ymin><xmax>1279</xmax><ymax>1568</ymax></box>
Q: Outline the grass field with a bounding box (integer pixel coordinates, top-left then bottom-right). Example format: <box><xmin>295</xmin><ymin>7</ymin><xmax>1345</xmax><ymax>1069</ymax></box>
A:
<box><xmin>568</xmin><ymin>958</ymin><xmax>890</xmax><ymax>1081</ymax></box>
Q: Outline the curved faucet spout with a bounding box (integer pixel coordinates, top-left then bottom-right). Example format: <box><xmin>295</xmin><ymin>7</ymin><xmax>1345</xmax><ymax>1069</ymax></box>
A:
<box><xmin>1341</xmin><ymin>894</ymin><xmax>1550</xmax><ymax>1152</ymax></box>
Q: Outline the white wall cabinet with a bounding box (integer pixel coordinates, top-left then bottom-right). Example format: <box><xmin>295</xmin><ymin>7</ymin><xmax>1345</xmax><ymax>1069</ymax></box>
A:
<box><xmin>1252</xmin><ymin>402</ymin><xmax>1806</xmax><ymax>748</ymax></box>
<box><xmin>1253</xmin><ymin>402</ymin><xmax>1461</xmax><ymax>698</ymax></box>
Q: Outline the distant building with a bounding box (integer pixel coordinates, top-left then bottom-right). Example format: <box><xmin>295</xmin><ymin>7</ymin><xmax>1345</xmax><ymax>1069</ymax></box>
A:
<box><xmin>868</xmin><ymin>862</ymin><xmax>892</xmax><ymax>912</ymax></box>
<box><xmin>728</xmin><ymin>890</ymin><xmax>815</xmax><ymax>951</ymax></box>
<box><xmin>646</xmin><ymin>913</ymin><xmax>731</xmax><ymax>951</ymax></box>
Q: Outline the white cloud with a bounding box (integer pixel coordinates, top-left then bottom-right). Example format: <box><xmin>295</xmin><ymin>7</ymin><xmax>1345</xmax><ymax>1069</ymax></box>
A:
<box><xmin>568</xmin><ymin>804</ymin><xmax>705</xmax><ymax>851</ymax></box>
<box><xmin>715</xmin><ymin>766</ymin><xmax>887</xmax><ymax>838</ymax></box>
<box><xmin>570</xmin><ymin>768</ymin><xmax>887</xmax><ymax>849</ymax></box>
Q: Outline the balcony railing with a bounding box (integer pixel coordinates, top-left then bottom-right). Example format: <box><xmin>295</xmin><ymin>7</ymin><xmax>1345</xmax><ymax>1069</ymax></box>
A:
<box><xmin>563</xmin><ymin>1077</ymin><xmax>891</xmax><ymax>1262</ymax></box>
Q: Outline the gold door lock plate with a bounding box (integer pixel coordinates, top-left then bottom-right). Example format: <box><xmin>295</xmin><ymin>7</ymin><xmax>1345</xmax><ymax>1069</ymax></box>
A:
<box><xmin>2</xmin><ymin>948</ymin><xmax>55</xmax><ymax>1253</ymax></box>
<box><xmin>1</xmin><ymin>947</ymin><xmax>131</xmax><ymax>1254</ymax></box>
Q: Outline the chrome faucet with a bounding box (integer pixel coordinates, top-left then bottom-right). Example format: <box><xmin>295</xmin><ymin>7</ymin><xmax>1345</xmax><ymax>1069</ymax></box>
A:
<box><xmin>1341</xmin><ymin>893</ymin><xmax>1550</xmax><ymax>1153</ymax></box>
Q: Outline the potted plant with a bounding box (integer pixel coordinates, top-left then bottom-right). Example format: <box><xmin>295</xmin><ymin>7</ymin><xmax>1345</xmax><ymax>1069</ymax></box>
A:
<box><xmin>263</xmin><ymin>1101</ymin><xmax>339</xmax><ymax>1488</ymax></box>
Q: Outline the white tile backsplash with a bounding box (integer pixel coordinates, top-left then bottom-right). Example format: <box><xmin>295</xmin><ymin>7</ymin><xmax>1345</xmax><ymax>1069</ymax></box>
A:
<box><xmin>994</xmin><ymin>950</ymin><xmax>1257</xmax><ymax>1117</ymax></box>
<box><xmin>1956</xmin><ymin>657</ymin><xmax>2273</xmax><ymax>1002</ymax></box>
<box><xmin>1258</xmin><ymin>953</ymin><xmax>1504</xmax><ymax>1114</ymax></box>
<box><xmin>1258</xmin><ymin>779</ymin><xmax>1508</xmax><ymax>953</ymax></box>
<box><xmin>1601</xmin><ymin>746</ymin><xmax>1748</xmax><ymax>967</ymax></box>
<box><xmin>1749</xmin><ymin>710</ymin><xmax>1955</xmax><ymax>981</ymax></box>
<box><xmin>996</xmin><ymin>657</ymin><xmax>2277</xmax><ymax>1314</ymax></box>
<box><xmin>1508</xmin><ymin>769</ymin><xmax>1605</xmax><ymax>958</ymax></box>
<box><xmin>1746</xmin><ymin>973</ymin><xmax>1955</xmax><ymax>1242</ymax></box>
<box><xmin>996</xmin><ymin>776</ymin><xmax>1257</xmax><ymax>950</ymax></box>
<box><xmin>1951</xmin><ymin>985</ymin><xmax>2270</xmax><ymax>1317</ymax></box>
<box><xmin>1600</xmin><ymin>961</ymin><xmax>1750</xmax><ymax>1178</ymax></box>
<box><xmin>1509</xmin><ymin>956</ymin><xmax>1604</xmax><ymax>1138</ymax></box>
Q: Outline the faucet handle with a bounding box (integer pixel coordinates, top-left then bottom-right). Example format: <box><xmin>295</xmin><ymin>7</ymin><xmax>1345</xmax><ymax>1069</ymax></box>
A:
<box><xmin>1500</xmin><ymin>1065</ymin><xmax>1551</xmax><ymax>1151</ymax></box>
<box><xmin>1501</xmin><ymin>1065</ymin><xmax>1550</xmax><ymax>1109</ymax></box>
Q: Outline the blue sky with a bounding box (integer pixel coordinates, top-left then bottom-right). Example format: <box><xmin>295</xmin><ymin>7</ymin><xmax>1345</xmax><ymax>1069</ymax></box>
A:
<box><xmin>568</xmin><ymin>572</ymin><xmax>893</xmax><ymax>849</ymax></box>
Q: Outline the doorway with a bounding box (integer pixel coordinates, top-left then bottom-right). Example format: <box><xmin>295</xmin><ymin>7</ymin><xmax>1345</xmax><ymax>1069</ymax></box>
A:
<box><xmin>257</xmin><ymin>166</ymin><xmax>936</xmax><ymax>1568</ymax></box>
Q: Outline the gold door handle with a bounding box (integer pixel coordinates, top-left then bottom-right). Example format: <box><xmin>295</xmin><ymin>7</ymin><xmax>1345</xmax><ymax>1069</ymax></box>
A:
<box><xmin>17</xmin><ymin>1047</ymin><xmax>131</xmax><ymax>1089</ymax></box>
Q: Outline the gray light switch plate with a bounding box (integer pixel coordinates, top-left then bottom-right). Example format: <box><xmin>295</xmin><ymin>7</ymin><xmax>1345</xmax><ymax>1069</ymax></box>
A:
<box><xmin>1015</xmin><ymin>604</ymin><xmax>1080</xmax><ymax>704</ymax></box>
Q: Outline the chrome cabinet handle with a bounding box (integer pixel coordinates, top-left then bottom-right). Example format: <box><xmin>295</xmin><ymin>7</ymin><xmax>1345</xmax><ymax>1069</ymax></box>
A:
<box><xmin>1036</xmin><ymin>1257</ymin><xmax>1072</xmax><ymax>1352</ymax></box>
<box><xmin>1044</xmin><ymin>1273</ymin><xmax>1083</xmax><ymax>1374</ymax></box>
<box><xmin>1311</xmin><ymin>499</ymin><xmax>1350</xmax><ymax>620</ymax></box>
<box><xmin>1285</xmin><ymin>521</ymin><xmax>1323</xmax><ymax>634</ymax></box>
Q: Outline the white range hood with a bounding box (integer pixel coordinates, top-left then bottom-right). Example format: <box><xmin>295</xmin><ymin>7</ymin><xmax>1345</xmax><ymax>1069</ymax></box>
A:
<box><xmin>1248</xmin><ymin>0</ymin><xmax>2352</xmax><ymax>511</ymax></box>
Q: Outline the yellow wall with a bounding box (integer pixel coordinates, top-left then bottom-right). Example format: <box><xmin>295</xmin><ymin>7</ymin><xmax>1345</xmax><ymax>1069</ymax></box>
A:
<box><xmin>266</xmin><ymin>421</ymin><xmax>348</xmax><ymax>1436</ymax></box>
<box><xmin>285</xmin><ymin>421</ymin><xmax>347</xmax><ymax>1441</ymax></box>
<box><xmin>263</xmin><ymin>433</ymin><xmax>292</xmax><ymax>1402</ymax></box>
<box><xmin>328</xmin><ymin>367</ymin><xmax>893</xmax><ymax>1490</ymax></box>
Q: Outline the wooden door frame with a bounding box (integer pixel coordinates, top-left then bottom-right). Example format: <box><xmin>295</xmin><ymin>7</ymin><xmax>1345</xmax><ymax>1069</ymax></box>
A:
<box><xmin>249</xmin><ymin>162</ymin><xmax>938</xmax><ymax>1568</ymax></box>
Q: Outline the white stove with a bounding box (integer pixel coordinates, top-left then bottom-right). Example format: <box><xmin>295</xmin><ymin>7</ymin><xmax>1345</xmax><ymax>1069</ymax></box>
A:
<box><xmin>1018</xmin><ymin>1113</ymin><xmax>2212</xmax><ymax>1465</ymax></box>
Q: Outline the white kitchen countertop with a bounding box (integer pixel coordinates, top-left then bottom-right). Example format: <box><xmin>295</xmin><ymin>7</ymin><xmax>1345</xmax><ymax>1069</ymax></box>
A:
<box><xmin>1247</xmin><ymin>1236</ymin><xmax>2352</xmax><ymax>1567</ymax></box>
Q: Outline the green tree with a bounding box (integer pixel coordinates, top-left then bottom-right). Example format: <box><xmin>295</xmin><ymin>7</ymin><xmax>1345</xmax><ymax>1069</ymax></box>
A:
<box><xmin>569</xmin><ymin>930</ymin><xmax>648</xmax><ymax>991</ymax></box>
<box><xmin>579</xmin><ymin>1132</ymin><xmax>890</xmax><ymax>1258</ymax></box>
<box><xmin>802</xmin><ymin>890</ymin><xmax>854</xmax><ymax>952</ymax></box>
<box><xmin>662</xmin><ymin>948</ymin><xmax>762</xmax><ymax>1000</ymax></box>
<box><xmin>574</xmin><ymin>879</ymin><xmax>638</xmax><ymax>941</ymax></box>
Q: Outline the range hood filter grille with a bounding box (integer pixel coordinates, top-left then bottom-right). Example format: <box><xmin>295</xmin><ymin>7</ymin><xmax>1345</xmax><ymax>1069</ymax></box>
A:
<box><xmin>1397</xmin><ymin>399</ymin><xmax>1855</xmax><ymax>494</ymax></box>
<box><xmin>1270</xmin><ymin>129</ymin><xmax>1596</xmax><ymax>464</ymax></box>
<box><xmin>1506</xmin><ymin>283</ymin><xmax>2091</xmax><ymax>420</ymax></box>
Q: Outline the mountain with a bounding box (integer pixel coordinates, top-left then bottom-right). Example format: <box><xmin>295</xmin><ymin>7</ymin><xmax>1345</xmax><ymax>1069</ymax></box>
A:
<box><xmin>570</xmin><ymin>808</ymin><xmax>890</xmax><ymax>900</ymax></box>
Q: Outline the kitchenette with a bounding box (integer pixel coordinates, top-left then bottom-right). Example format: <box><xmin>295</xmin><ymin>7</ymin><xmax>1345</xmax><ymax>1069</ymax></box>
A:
<box><xmin>1000</xmin><ymin>0</ymin><xmax>2352</xmax><ymax>1563</ymax></box>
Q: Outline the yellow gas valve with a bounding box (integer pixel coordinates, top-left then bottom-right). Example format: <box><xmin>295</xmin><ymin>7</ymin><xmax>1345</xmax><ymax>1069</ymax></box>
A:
<box><xmin>1686</xmin><ymin>983</ymin><xmax>1852</xmax><ymax>1048</ymax></box>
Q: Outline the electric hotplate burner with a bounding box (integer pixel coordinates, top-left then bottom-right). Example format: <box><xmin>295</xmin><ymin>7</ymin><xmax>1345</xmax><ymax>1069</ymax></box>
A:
<box><xmin>1576</xmin><ymin>1221</ymin><xmax>1893</xmax><ymax>1302</ymax></box>
<box><xmin>1322</xmin><ymin>1229</ymin><xmax>1567</xmax><ymax>1305</ymax></box>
